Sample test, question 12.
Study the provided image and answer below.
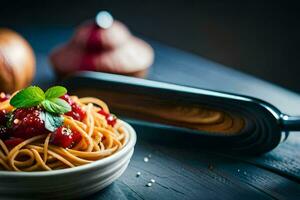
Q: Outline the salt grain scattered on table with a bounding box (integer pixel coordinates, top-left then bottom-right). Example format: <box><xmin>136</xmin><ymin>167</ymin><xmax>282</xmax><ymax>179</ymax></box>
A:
<box><xmin>136</xmin><ymin>172</ymin><xmax>141</xmax><ymax>177</ymax></box>
<box><xmin>146</xmin><ymin>183</ymin><xmax>152</xmax><ymax>187</ymax></box>
<box><xmin>244</xmin><ymin>171</ymin><xmax>247</xmax><ymax>175</ymax></box>
<box><xmin>144</xmin><ymin>157</ymin><xmax>149</xmax><ymax>162</ymax></box>
<box><xmin>148</xmin><ymin>154</ymin><xmax>152</xmax><ymax>158</ymax></box>
<box><xmin>237</xmin><ymin>169</ymin><xmax>240</xmax><ymax>172</ymax></box>
<box><xmin>150</xmin><ymin>179</ymin><xmax>155</xmax><ymax>183</ymax></box>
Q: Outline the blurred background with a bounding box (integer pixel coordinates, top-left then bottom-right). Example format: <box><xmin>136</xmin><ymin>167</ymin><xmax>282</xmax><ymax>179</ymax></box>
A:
<box><xmin>0</xmin><ymin>0</ymin><xmax>298</xmax><ymax>92</ymax></box>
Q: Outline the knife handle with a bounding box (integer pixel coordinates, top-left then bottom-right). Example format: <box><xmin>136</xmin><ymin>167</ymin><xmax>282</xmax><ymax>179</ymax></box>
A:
<box><xmin>280</xmin><ymin>114</ymin><xmax>300</xmax><ymax>131</ymax></box>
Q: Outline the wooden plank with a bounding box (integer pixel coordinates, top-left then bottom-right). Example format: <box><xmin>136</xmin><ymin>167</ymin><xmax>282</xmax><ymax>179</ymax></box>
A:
<box><xmin>230</xmin><ymin>132</ymin><xmax>300</xmax><ymax>182</ymax></box>
<box><xmin>88</xmin><ymin>134</ymin><xmax>300</xmax><ymax>199</ymax></box>
<box><xmin>18</xmin><ymin>28</ymin><xmax>300</xmax><ymax>199</ymax></box>
<box><xmin>148</xmin><ymin>41</ymin><xmax>300</xmax><ymax>116</ymax></box>
<box><xmin>145</xmin><ymin>41</ymin><xmax>300</xmax><ymax>181</ymax></box>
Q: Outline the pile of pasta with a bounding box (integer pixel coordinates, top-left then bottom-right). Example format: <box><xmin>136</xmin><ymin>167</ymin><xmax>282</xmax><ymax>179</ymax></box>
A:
<box><xmin>0</xmin><ymin>96</ymin><xmax>129</xmax><ymax>171</ymax></box>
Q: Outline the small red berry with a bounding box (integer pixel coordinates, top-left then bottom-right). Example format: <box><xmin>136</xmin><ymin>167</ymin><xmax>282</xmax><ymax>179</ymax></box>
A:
<box><xmin>50</xmin><ymin>127</ymin><xmax>82</xmax><ymax>148</ymax></box>
<box><xmin>4</xmin><ymin>138</ymin><xmax>24</xmax><ymax>149</ymax></box>
<box><xmin>69</xmin><ymin>103</ymin><xmax>86</xmax><ymax>121</ymax></box>
<box><xmin>11</xmin><ymin>107</ymin><xmax>48</xmax><ymax>139</ymax></box>
<box><xmin>60</xmin><ymin>94</ymin><xmax>73</xmax><ymax>105</ymax></box>
<box><xmin>60</xmin><ymin>94</ymin><xmax>85</xmax><ymax>121</ymax></box>
<box><xmin>106</xmin><ymin>114</ymin><xmax>117</xmax><ymax>126</ymax></box>
<box><xmin>98</xmin><ymin>109</ymin><xmax>109</xmax><ymax>118</ymax></box>
<box><xmin>98</xmin><ymin>109</ymin><xmax>117</xmax><ymax>126</ymax></box>
<box><xmin>72</xmin><ymin>129</ymin><xmax>82</xmax><ymax>144</ymax></box>
<box><xmin>0</xmin><ymin>92</ymin><xmax>9</xmax><ymax>102</ymax></box>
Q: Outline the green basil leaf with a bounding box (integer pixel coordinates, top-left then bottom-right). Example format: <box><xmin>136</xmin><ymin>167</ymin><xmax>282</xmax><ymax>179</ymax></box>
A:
<box><xmin>41</xmin><ymin>98</ymin><xmax>71</xmax><ymax>114</ymax></box>
<box><xmin>45</xmin><ymin>86</ymin><xmax>67</xmax><ymax>99</ymax></box>
<box><xmin>10</xmin><ymin>86</ymin><xmax>45</xmax><ymax>108</ymax></box>
<box><xmin>40</xmin><ymin>111</ymin><xmax>63</xmax><ymax>132</ymax></box>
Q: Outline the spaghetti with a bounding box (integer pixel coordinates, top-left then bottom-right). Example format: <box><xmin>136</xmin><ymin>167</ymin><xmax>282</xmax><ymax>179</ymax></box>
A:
<box><xmin>0</xmin><ymin>95</ymin><xmax>129</xmax><ymax>172</ymax></box>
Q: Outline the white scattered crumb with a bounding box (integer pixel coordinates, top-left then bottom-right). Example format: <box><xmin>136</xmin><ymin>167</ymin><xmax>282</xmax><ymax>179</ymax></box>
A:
<box><xmin>146</xmin><ymin>183</ymin><xmax>152</xmax><ymax>187</ymax></box>
<box><xmin>150</xmin><ymin>179</ymin><xmax>155</xmax><ymax>183</ymax></box>
<box><xmin>144</xmin><ymin>157</ymin><xmax>149</xmax><ymax>162</ymax></box>
<box><xmin>136</xmin><ymin>172</ymin><xmax>141</xmax><ymax>177</ymax></box>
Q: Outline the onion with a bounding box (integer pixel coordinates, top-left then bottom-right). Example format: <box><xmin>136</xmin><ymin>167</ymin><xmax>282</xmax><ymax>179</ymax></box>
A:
<box><xmin>50</xmin><ymin>34</ymin><xmax>153</xmax><ymax>77</ymax></box>
<box><xmin>0</xmin><ymin>28</ymin><xmax>35</xmax><ymax>93</ymax></box>
<box><xmin>71</xmin><ymin>21</ymin><xmax>132</xmax><ymax>50</ymax></box>
<box><xmin>50</xmin><ymin>13</ymin><xmax>154</xmax><ymax>78</ymax></box>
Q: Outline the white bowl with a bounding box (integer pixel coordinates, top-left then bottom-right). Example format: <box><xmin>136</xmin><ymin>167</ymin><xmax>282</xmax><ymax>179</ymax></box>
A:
<box><xmin>0</xmin><ymin>121</ymin><xmax>137</xmax><ymax>200</ymax></box>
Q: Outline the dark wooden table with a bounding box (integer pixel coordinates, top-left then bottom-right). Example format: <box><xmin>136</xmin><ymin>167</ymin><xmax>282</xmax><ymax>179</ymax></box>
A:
<box><xmin>19</xmin><ymin>27</ymin><xmax>300</xmax><ymax>199</ymax></box>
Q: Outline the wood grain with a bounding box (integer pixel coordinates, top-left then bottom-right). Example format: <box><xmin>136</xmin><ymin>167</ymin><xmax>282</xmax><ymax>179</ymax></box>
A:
<box><xmin>19</xmin><ymin>27</ymin><xmax>300</xmax><ymax>199</ymax></box>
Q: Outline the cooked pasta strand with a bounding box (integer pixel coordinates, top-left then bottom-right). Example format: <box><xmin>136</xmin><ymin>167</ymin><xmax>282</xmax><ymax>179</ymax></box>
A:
<box><xmin>0</xmin><ymin>96</ymin><xmax>128</xmax><ymax>171</ymax></box>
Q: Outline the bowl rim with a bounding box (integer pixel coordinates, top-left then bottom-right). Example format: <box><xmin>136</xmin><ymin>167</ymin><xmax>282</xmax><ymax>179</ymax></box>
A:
<box><xmin>0</xmin><ymin>120</ymin><xmax>136</xmax><ymax>177</ymax></box>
